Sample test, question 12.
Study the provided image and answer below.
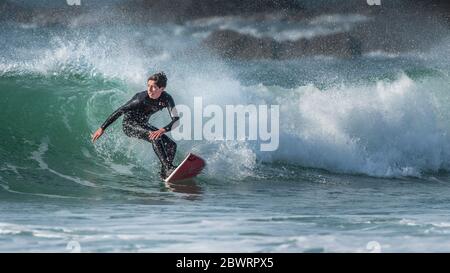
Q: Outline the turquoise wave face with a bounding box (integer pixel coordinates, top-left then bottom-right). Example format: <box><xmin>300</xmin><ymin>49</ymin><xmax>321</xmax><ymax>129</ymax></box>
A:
<box><xmin>0</xmin><ymin>72</ymin><xmax>130</xmax><ymax>198</ymax></box>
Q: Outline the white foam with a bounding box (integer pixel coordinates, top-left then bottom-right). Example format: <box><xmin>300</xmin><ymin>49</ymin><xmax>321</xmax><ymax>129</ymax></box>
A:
<box><xmin>89</xmin><ymin>69</ymin><xmax>450</xmax><ymax>179</ymax></box>
<box><xmin>187</xmin><ymin>13</ymin><xmax>370</xmax><ymax>42</ymax></box>
<box><xmin>241</xmin><ymin>73</ymin><xmax>450</xmax><ymax>177</ymax></box>
<box><xmin>0</xmin><ymin>222</ymin><xmax>71</xmax><ymax>238</ymax></box>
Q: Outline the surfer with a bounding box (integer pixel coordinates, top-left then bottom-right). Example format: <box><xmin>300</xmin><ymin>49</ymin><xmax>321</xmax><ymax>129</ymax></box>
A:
<box><xmin>91</xmin><ymin>72</ymin><xmax>180</xmax><ymax>179</ymax></box>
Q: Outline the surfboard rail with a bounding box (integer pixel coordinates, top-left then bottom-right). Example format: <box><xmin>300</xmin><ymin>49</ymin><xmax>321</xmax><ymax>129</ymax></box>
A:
<box><xmin>164</xmin><ymin>153</ymin><xmax>206</xmax><ymax>182</ymax></box>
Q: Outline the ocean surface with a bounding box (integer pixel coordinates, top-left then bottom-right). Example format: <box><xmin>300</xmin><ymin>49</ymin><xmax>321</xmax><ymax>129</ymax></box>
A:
<box><xmin>1</xmin><ymin>14</ymin><xmax>450</xmax><ymax>252</ymax></box>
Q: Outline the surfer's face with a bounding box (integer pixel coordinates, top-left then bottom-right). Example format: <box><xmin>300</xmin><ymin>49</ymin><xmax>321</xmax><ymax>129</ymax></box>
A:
<box><xmin>147</xmin><ymin>80</ymin><xmax>164</xmax><ymax>99</ymax></box>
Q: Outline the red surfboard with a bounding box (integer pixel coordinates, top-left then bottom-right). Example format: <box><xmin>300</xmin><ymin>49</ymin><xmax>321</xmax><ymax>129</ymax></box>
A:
<box><xmin>164</xmin><ymin>153</ymin><xmax>206</xmax><ymax>182</ymax></box>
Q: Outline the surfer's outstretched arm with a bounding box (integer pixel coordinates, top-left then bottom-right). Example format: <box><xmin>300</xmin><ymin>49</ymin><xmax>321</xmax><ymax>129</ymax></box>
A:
<box><xmin>92</xmin><ymin>94</ymin><xmax>139</xmax><ymax>143</ymax></box>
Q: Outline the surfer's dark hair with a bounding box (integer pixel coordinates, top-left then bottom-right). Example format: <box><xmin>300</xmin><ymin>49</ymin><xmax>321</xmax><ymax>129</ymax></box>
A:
<box><xmin>148</xmin><ymin>72</ymin><xmax>167</xmax><ymax>88</ymax></box>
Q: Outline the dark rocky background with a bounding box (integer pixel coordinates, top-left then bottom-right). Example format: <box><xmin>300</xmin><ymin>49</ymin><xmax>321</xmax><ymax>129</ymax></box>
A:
<box><xmin>2</xmin><ymin>0</ymin><xmax>449</xmax><ymax>59</ymax></box>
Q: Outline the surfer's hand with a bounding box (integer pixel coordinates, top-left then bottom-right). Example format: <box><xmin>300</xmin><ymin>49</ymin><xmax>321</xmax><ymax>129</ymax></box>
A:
<box><xmin>149</xmin><ymin>128</ymin><xmax>166</xmax><ymax>140</ymax></box>
<box><xmin>92</xmin><ymin>128</ymin><xmax>104</xmax><ymax>143</ymax></box>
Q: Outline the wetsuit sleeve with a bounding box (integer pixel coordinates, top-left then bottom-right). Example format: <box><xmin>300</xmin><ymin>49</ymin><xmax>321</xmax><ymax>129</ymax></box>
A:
<box><xmin>100</xmin><ymin>94</ymin><xmax>139</xmax><ymax>130</ymax></box>
<box><xmin>163</xmin><ymin>95</ymin><xmax>180</xmax><ymax>132</ymax></box>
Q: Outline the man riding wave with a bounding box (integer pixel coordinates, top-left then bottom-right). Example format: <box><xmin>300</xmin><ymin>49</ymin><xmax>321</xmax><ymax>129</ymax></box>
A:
<box><xmin>91</xmin><ymin>72</ymin><xmax>179</xmax><ymax>179</ymax></box>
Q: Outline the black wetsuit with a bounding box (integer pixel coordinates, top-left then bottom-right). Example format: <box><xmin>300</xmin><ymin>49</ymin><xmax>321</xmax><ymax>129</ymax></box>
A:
<box><xmin>100</xmin><ymin>91</ymin><xmax>180</xmax><ymax>177</ymax></box>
